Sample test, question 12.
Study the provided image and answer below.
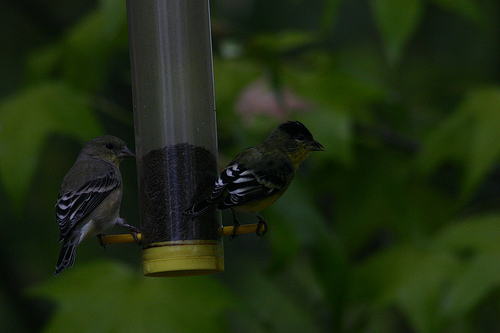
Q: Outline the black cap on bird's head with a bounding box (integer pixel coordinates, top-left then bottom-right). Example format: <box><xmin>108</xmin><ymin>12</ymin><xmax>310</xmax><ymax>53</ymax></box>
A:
<box><xmin>275</xmin><ymin>121</ymin><xmax>324</xmax><ymax>152</ymax></box>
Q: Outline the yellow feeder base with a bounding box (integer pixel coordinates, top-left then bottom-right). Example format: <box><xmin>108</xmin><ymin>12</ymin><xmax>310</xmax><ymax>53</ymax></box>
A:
<box><xmin>142</xmin><ymin>240</ymin><xmax>224</xmax><ymax>277</ymax></box>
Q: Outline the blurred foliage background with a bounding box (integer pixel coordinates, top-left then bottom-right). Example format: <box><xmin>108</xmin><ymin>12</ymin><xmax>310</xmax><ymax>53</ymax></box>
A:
<box><xmin>1</xmin><ymin>0</ymin><xmax>499</xmax><ymax>332</ymax></box>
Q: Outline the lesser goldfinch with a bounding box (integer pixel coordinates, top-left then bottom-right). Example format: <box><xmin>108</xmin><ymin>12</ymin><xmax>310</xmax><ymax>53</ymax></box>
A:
<box><xmin>185</xmin><ymin>121</ymin><xmax>324</xmax><ymax>238</ymax></box>
<box><xmin>55</xmin><ymin>135</ymin><xmax>139</xmax><ymax>276</ymax></box>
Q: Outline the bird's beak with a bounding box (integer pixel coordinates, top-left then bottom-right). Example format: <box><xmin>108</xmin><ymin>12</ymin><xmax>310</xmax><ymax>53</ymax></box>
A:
<box><xmin>118</xmin><ymin>146</ymin><xmax>136</xmax><ymax>159</ymax></box>
<box><xmin>309</xmin><ymin>139</ymin><xmax>324</xmax><ymax>151</ymax></box>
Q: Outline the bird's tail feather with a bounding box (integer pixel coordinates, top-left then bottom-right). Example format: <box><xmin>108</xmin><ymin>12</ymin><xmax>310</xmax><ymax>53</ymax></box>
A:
<box><xmin>55</xmin><ymin>238</ymin><xmax>78</xmax><ymax>276</ymax></box>
<box><xmin>185</xmin><ymin>198</ymin><xmax>217</xmax><ymax>216</ymax></box>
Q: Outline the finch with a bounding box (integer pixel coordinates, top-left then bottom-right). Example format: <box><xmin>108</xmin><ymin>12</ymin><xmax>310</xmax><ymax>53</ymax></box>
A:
<box><xmin>55</xmin><ymin>135</ymin><xmax>139</xmax><ymax>276</ymax></box>
<box><xmin>185</xmin><ymin>121</ymin><xmax>324</xmax><ymax>238</ymax></box>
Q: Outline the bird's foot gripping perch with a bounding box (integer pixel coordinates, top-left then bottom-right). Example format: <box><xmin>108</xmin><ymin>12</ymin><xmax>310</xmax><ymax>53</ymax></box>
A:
<box><xmin>230</xmin><ymin>210</ymin><xmax>241</xmax><ymax>240</ymax></box>
<box><xmin>115</xmin><ymin>218</ymin><xmax>141</xmax><ymax>245</ymax></box>
<box><xmin>255</xmin><ymin>214</ymin><xmax>268</xmax><ymax>237</ymax></box>
<box><xmin>97</xmin><ymin>234</ymin><xmax>107</xmax><ymax>250</ymax></box>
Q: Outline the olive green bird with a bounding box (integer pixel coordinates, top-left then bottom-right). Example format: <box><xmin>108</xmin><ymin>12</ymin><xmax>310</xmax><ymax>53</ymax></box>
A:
<box><xmin>185</xmin><ymin>121</ymin><xmax>324</xmax><ymax>238</ymax></box>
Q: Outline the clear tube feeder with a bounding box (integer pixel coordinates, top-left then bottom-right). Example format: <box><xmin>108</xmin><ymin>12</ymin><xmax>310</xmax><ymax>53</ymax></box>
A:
<box><xmin>127</xmin><ymin>0</ymin><xmax>223</xmax><ymax>276</ymax></box>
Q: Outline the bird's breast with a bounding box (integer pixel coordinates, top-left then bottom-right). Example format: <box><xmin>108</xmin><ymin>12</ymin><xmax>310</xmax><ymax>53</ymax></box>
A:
<box><xmin>232</xmin><ymin>190</ymin><xmax>286</xmax><ymax>213</ymax></box>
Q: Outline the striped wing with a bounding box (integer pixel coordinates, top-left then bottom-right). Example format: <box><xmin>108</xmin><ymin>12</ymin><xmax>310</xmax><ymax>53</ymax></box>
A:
<box><xmin>214</xmin><ymin>163</ymin><xmax>287</xmax><ymax>209</ymax></box>
<box><xmin>56</xmin><ymin>170</ymin><xmax>120</xmax><ymax>241</ymax></box>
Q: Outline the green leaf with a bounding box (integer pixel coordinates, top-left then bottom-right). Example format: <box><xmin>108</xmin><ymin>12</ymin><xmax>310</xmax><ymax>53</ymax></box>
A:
<box><xmin>250</xmin><ymin>30</ymin><xmax>319</xmax><ymax>57</ymax></box>
<box><xmin>352</xmin><ymin>215</ymin><xmax>500</xmax><ymax>330</ymax></box>
<box><xmin>393</xmin><ymin>251</ymin><xmax>459</xmax><ymax>332</ymax></box>
<box><xmin>296</xmin><ymin>111</ymin><xmax>353</xmax><ymax>166</ymax></box>
<box><xmin>354</xmin><ymin>245</ymin><xmax>460</xmax><ymax>332</ymax></box>
<box><xmin>62</xmin><ymin>0</ymin><xmax>127</xmax><ymax>90</ymax></box>
<box><xmin>0</xmin><ymin>81</ymin><xmax>103</xmax><ymax>208</ymax></box>
<box><xmin>230</xmin><ymin>268</ymin><xmax>324</xmax><ymax>333</ymax></box>
<box><xmin>434</xmin><ymin>214</ymin><xmax>500</xmax><ymax>253</ymax></box>
<box><xmin>284</xmin><ymin>51</ymin><xmax>385</xmax><ymax>111</ymax></box>
<box><xmin>320</xmin><ymin>0</ymin><xmax>342</xmax><ymax>32</ymax></box>
<box><xmin>442</xmin><ymin>252</ymin><xmax>500</xmax><ymax>318</ymax></box>
<box><xmin>264</xmin><ymin>177</ymin><xmax>331</xmax><ymax>268</ymax></box>
<box><xmin>434</xmin><ymin>216</ymin><xmax>500</xmax><ymax>318</ymax></box>
<box><xmin>27</xmin><ymin>44</ymin><xmax>63</xmax><ymax>83</ymax></box>
<box><xmin>272</xmin><ymin>179</ymin><xmax>331</xmax><ymax>246</ymax></box>
<box><xmin>371</xmin><ymin>0</ymin><xmax>424</xmax><ymax>63</ymax></box>
<box><xmin>27</xmin><ymin>0</ymin><xmax>128</xmax><ymax>91</ymax></box>
<box><xmin>271</xmin><ymin>179</ymin><xmax>348</xmax><ymax>320</ymax></box>
<box><xmin>417</xmin><ymin>105</ymin><xmax>471</xmax><ymax>175</ymax></box>
<box><xmin>27</xmin><ymin>260</ymin><xmax>234</xmax><ymax>333</ymax></box>
<box><xmin>418</xmin><ymin>87</ymin><xmax>500</xmax><ymax>200</ymax></box>
<box><xmin>460</xmin><ymin>88</ymin><xmax>500</xmax><ymax>197</ymax></box>
<box><xmin>213</xmin><ymin>57</ymin><xmax>263</xmax><ymax>128</ymax></box>
<box><xmin>430</xmin><ymin>0</ymin><xmax>484</xmax><ymax>23</ymax></box>
<box><xmin>353</xmin><ymin>245</ymin><xmax>430</xmax><ymax>303</ymax></box>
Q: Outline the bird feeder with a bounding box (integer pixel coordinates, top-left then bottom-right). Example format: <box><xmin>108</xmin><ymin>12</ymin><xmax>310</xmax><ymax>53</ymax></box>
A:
<box><xmin>126</xmin><ymin>0</ymin><xmax>222</xmax><ymax>276</ymax></box>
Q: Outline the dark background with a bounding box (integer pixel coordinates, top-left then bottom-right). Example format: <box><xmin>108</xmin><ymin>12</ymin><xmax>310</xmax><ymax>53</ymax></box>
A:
<box><xmin>1</xmin><ymin>0</ymin><xmax>500</xmax><ymax>331</ymax></box>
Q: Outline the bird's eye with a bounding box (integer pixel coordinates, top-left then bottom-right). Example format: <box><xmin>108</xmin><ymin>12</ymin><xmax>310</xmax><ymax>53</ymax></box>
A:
<box><xmin>296</xmin><ymin>133</ymin><xmax>305</xmax><ymax>141</ymax></box>
<box><xmin>105</xmin><ymin>143</ymin><xmax>114</xmax><ymax>150</ymax></box>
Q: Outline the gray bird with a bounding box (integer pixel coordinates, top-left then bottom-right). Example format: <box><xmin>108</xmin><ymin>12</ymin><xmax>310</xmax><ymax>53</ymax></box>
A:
<box><xmin>55</xmin><ymin>135</ymin><xmax>139</xmax><ymax>276</ymax></box>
